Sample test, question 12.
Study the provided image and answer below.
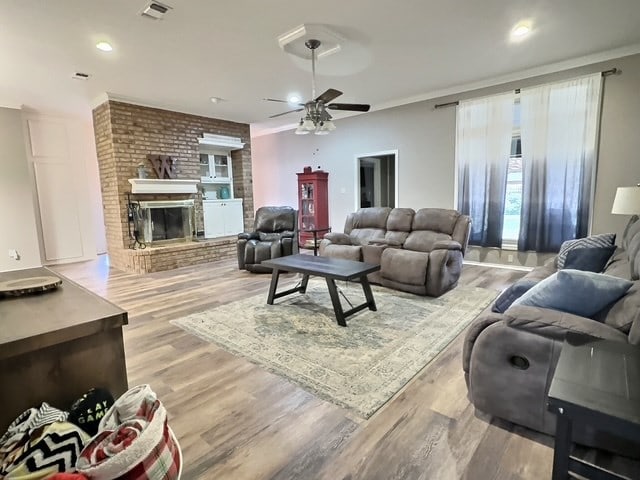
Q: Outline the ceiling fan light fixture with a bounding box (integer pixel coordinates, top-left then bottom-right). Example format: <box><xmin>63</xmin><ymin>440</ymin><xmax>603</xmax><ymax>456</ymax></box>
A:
<box><xmin>295</xmin><ymin>119</ymin><xmax>310</xmax><ymax>135</ymax></box>
<box><xmin>315</xmin><ymin>122</ymin><xmax>330</xmax><ymax>135</ymax></box>
<box><xmin>301</xmin><ymin>118</ymin><xmax>316</xmax><ymax>131</ymax></box>
<box><xmin>266</xmin><ymin>38</ymin><xmax>368</xmax><ymax>135</ymax></box>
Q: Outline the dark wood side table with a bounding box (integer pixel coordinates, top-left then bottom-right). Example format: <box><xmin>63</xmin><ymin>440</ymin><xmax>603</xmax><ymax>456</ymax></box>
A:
<box><xmin>547</xmin><ymin>334</ymin><xmax>640</xmax><ymax>480</ymax></box>
<box><xmin>302</xmin><ymin>227</ymin><xmax>331</xmax><ymax>255</ymax></box>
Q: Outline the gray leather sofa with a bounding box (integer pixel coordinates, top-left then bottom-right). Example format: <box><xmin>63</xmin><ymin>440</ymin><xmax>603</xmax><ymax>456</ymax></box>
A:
<box><xmin>319</xmin><ymin>207</ymin><xmax>471</xmax><ymax>297</ymax></box>
<box><xmin>237</xmin><ymin>206</ymin><xmax>298</xmax><ymax>273</ymax></box>
<box><xmin>463</xmin><ymin>216</ymin><xmax>640</xmax><ymax>453</ymax></box>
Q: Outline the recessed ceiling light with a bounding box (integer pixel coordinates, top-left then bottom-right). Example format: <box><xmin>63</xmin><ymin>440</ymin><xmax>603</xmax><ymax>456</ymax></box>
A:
<box><xmin>288</xmin><ymin>94</ymin><xmax>301</xmax><ymax>104</ymax></box>
<box><xmin>511</xmin><ymin>22</ymin><xmax>532</xmax><ymax>39</ymax></box>
<box><xmin>96</xmin><ymin>41</ymin><xmax>113</xmax><ymax>52</ymax></box>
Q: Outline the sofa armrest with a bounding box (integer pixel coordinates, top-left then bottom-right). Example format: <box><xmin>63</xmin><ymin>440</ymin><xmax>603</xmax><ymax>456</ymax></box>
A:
<box><xmin>504</xmin><ymin>305</ymin><xmax>628</xmax><ymax>343</ymax></box>
<box><xmin>433</xmin><ymin>240</ymin><xmax>462</xmax><ymax>251</ymax></box>
<box><xmin>279</xmin><ymin>230</ymin><xmax>295</xmax><ymax>238</ymax></box>
<box><xmin>238</xmin><ymin>231</ymin><xmax>259</xmax><ymax>240</ymax></box>
<box><xmin>368</xmin><ymin>239</ymin><xmax>402</xmax><ymax>248</ymax></box>
<box><xmin>462</xmin><ymin>310</ymin><xmax>505</xmax><ymax>373</ymax></box>
<box><xmin>323</xmin><ymin>232</ymin><xmax>353</xmax><ymax>245</ymax></box>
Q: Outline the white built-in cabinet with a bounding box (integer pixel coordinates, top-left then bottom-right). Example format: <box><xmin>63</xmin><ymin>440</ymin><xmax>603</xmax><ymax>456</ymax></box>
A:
<box><xmin>198</xmin><ymin>133</ymin><xmax>245</xmax><ymax>239</ymax></box>
<box><xmin>203</xmin><ymin>199</ymin><xmax>244</xmax><ymax>238</ymax></box>
<box><xmin>22</xmin><ymin>114</ymin><xmax>104</xmax><ymax>264</ymax></box>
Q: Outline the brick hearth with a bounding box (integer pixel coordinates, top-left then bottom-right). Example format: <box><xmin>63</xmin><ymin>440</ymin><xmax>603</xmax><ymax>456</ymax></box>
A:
<box><xmin>92</xmin><ymin>100</ymin><xmax>253</xmax><ymax>273</ymax></box>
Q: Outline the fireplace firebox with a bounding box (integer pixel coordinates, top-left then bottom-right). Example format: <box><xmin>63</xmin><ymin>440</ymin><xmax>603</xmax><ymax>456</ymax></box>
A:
<box><xmin>134</xmin><ymin>200</ymin><xmax>194</xmax><ymax>245</ymax></box>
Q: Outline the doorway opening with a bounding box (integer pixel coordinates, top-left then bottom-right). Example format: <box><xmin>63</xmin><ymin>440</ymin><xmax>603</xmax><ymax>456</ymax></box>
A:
<box><xmin>355</xmin><ymin>150</ymin><xmax>397</xmax><ymax>209</ymax></box>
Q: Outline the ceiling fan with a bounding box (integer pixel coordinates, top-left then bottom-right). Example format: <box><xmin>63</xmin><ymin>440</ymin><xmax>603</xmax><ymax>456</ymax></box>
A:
<box><xmin>265</xmin><ymin>39</ymin><xmax>371</xmax><ymax>134</ymax></box>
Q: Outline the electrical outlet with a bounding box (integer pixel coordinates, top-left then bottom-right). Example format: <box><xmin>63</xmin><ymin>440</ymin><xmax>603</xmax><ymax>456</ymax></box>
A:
<box><xmin>8</xmin><ymin>249</ymin><xmax>20</xmax><ymax>260</ymax></box>
<box><xmin>507</xmin><ymin>254</ymin><xmax>514</xmax><ymax>263</ymax></box>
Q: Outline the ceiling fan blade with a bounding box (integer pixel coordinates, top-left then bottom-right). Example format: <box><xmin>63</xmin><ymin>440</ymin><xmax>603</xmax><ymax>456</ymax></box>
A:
<box><xmin>327</xmin><ymin>103</ymin><xmax>371</xmax><ymax>112</ymax></box>
<box><xmin>269</xmin><ymin>108</ymin><xmax>304</xmax><ymax>119</ymax></box>
<box><xmin>315</xmin><ymin>88</ymin><xmax>343</xmax><ymax>104</ymax></box>
<box><xmin>263</xmin><ymin>98</ymin><xmax>289</xmax><ymax>103</ymax></box>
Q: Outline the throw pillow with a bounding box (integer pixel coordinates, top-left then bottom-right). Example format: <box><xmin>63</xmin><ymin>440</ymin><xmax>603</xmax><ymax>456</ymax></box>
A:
<box><xmin>556</xmin><ymin>233</ymin><xmax>616</xmax><ymax>269</ymax></box>
<box><xmin>511</xmin><ymin>269</ymin><xmax>633</xmax><ymax>318</ymax></box>
<box><xmin>492</xmin><ymin>279</ymin><xmax>538</xmax><ymax>313</ymax></box>
<box><xmin>562</xmin><ymin>246</ymin><xmax>617</xmax><ymax>273</ymax></box>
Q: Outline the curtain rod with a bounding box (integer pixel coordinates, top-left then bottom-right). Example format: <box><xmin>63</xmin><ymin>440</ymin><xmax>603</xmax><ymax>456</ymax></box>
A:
<box><xmin>434</xmin><ymin>67</ymin><xmax>619</xmax><ymax>109</ymax></box>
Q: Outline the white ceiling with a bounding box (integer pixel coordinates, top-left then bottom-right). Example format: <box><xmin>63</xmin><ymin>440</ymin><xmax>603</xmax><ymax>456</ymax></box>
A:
<box><xmin>2</xmin><ymin>0</ymin><xmax>640</xmax><ymax>135</ymax></box>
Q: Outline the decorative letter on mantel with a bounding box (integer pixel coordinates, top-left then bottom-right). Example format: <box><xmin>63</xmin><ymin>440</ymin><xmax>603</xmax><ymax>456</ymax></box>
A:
<box><xmin>148</xmin><ymin>155</ymin><xmax>177</xmax><ymax>179</ymax></box>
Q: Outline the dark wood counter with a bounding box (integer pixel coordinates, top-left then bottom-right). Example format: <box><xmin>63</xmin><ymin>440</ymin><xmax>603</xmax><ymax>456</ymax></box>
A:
<box><xmin>0</xmin><ymin>267</ymin><xmax>128</xmax><ymax>430</ymax></box>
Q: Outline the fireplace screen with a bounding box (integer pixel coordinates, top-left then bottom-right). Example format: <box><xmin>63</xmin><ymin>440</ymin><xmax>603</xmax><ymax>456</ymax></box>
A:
<box><xmin>136</xmin><ymin>200</ymin><xmax>194</xmax><ymax>245</ymax></box>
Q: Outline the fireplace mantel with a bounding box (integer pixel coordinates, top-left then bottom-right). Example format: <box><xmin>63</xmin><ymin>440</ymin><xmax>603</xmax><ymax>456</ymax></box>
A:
<box><xmin>128</xmin><ymin>178</ymin><xmax>199</xmax><ymax>194</ymax></box>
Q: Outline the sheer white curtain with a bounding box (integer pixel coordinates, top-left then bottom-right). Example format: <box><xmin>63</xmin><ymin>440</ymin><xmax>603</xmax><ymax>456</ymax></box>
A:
<box><xmin>457</xmin><ymin>92</ymin><xmax>515</xmax><ymax>247</ymax></box>
<box><xmin>518</xmin><ymin>74</ymin><xmax>602</xmax><ymax>251</ymax></box>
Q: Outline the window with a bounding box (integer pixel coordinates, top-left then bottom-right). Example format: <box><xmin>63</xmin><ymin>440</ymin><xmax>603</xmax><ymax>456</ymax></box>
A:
<box><xmin>456</xmin><ymin>74</ymin><xmax>602</xmax><ymax>252</ymax></box>
<box><xmin>502</xmin><ymin>101</ymin><xmax>522</xmax><ymax>247</ymax></box>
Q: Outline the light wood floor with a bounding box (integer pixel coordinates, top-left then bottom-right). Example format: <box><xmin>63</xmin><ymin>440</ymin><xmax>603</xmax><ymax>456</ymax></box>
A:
<box><xmin>51</xmin><ymin>256</ymin><xmax>636</xmax><ymax>480</ymax></box>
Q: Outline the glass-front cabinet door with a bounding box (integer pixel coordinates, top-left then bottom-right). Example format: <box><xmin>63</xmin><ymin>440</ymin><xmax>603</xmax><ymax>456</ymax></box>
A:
<box><xmin>300</xmin><ymin>182</ymin><xmax>316</xmax><ymax>229</ymax></box>
<box><xmin>200</xmin><ymin>153</ymin><xmax>232</xmax><ymax>183</ymax></box>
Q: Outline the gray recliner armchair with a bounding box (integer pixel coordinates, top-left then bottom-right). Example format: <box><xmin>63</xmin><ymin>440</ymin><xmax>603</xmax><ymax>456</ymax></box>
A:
<box><xmin>237</xmin><ymin>206</ymin><xmax>298</xmax><ymax>273</ymax></box>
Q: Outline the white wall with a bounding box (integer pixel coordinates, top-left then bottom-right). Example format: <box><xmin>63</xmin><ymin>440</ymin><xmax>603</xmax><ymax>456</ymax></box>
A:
<box><xmin>252</xmin><ymin>53</ymin><xmax>640</xmax><ymax>258</ymax></box>
<box><xmin>0</xmin><ymin>107</ymin><xmax>42</xmax><ymax>271</ymax></box>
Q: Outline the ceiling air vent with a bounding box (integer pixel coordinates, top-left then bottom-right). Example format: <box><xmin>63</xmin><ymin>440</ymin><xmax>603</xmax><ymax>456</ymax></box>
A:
<box><xmin>72</xmin><ymin>72</ymin><xmax>90</xmax><ymax>80</ymax></box>
<box><xmin>140</xmin><ymin>1</ymin><xmax>171</xmax><ymax>20</ymax></box>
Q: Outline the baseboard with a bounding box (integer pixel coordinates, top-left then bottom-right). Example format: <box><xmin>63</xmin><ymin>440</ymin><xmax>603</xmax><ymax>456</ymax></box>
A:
<box><xmin>463</xmin><ymin>260</ymin><xmax>533</xmax><ymax>272</ymax></box>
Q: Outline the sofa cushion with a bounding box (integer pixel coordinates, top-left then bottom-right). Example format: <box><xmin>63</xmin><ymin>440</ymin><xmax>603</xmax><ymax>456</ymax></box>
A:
<box><xmin>628</xmin><ymin>227</ymin><xmax>640</xmax><ymax>281</ymax></box>
<box><xmin>522</xmin><ymin>261</ymin><xmax>557</xmax><ymax>283</ymax></box>
<box><xmin>512</xmin><ymin>269</ymin><xmax>633</xmax><ymax>318</ymax></box>
<box><xmin>350</xmin><ymin>228</ymin><xmax>386</xmax><ymax>246</ymax></box>
<box><xmin>562</xmin><ymin>246</ymin><xmax>616</xmax><ymax>273</ymax></box>
<box><xmin>593</xmin><ymin>281</ymin><xmax>640</xmax><ymax>333</ymax></box>
<box><xmin>323</xmin><ymin>232</ymin><xmax>352</xmax><ymax>245</ymax></box>
<box><xmin>412</xmin><ymin>208</ymin><xmax>459</xmax><ymax>235</ymax></box>
<box><xmin>404</xmin><ymin>231</ymin><xmax>451</xmax><ymax>253</ymax></box>
<box><xmin>352</xmin><ymin>207</ymin><xmax>391</xmax><ymax>229</ymax></box>
<box><xmin>386</xmin><ymin>208</ymin><xmax>414</xmax><ymax>231</ymax></box>
<box><xmin>492</xmin><ymin>279</ymin><xmax>538</xmax><ymax>314</ymax></box>
<box><xmin>622</xmin><ymin>215</ymin><xmax>640</xmax><ymax>251</ymax></box>
<box><xmin>603</xmin><ymin>252</ymin><xmax>632</xmax><ymax>279</ymax></box>
<box><xmin>556</xmin><ymin>233</ymin><xmax>616</xmax><ymax>269</ymax></box>
<box><xmin>381</xmin><ymin>249</ymin><xmax>429</xmax><ymax>286</ymax></box>
<box><xmin>505</xmin><ymin>305</ymin><xmax>629</xmax><ymax>343</ymax></box>
<box><xmin>322</xmin><ymin>244</ymin><xmax>362</xmax><ymax>261</ymax></box>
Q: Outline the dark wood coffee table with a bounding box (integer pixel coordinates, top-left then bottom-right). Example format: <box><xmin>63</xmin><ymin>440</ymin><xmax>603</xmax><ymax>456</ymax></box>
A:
<box><xmin>261</xmin><ymin>254</ymin><xmax>380</xmax><ymax>327</ymax></box>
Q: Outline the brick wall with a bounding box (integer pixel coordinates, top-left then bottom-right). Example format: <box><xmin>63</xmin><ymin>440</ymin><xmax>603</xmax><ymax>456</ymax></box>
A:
<box><xmin>92</xmin><ymin>100</ymin><xmax>253</xmax><ymax>273</ymax></box>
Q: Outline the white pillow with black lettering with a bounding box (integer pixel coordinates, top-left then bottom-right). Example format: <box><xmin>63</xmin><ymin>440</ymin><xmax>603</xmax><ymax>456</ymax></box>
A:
<box><xmin>557</xmin><ymin>233</ymin><xmax>616</xmax><ymax>269</ymax></box>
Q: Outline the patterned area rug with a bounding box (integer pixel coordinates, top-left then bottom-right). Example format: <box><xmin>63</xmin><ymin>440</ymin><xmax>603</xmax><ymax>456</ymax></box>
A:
<box><xmin>171</xmin><ymin>280</ymin><xmax>496</xmax><ymax>418</ymax></box>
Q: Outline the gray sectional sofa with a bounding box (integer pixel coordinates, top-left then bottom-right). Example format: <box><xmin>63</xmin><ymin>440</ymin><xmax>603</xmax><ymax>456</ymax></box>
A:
<box><xmin>463</xmin><ymin>216</ymin><xmax>640</xmax><ymax>453</ymax></box>
<box><xmin>319</xmin><ymin>207</ymin><xmax>471</xmax><ymax>297</ymax></box>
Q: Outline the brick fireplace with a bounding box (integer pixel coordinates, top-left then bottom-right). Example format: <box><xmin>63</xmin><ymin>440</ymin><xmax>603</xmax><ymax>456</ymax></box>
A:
<box><xmin>92</xmin><ymin>100</ymin><xmax>253</xmax><ymax>273</ymax></box>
